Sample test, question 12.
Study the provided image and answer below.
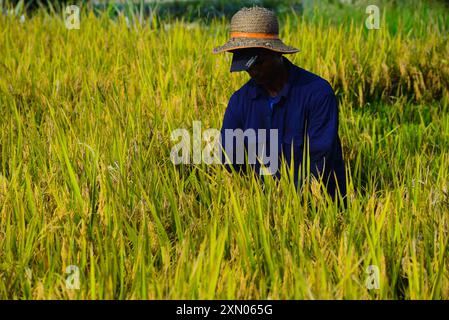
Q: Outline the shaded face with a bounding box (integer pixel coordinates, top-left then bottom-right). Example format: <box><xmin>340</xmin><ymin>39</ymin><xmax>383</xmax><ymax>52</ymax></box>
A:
<box><xmin>244</xmin><ymin>49</ymin><xmax>283</xmax><ymax>85</ymax></box>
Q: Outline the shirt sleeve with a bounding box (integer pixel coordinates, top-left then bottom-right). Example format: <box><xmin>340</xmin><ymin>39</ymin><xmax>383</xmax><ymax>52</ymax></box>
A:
<box><xmin>306</xmin><ymin>91</ymin><xmax>339</xmax><ymax>184</ymax></box>
<box><xmin>220</xmin><ymin>93</ymin><xmax>246</xmax><ymax>173</ymax></box>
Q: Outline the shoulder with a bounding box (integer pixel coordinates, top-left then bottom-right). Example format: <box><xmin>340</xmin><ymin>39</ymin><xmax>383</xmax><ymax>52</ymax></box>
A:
<box><xmin>225</xmin><ymin>79</ymin><xmax>255</xmax><ymax>115</ymax></box>
<box><xmin>289</xmin><ymin>64</ymin><xmax>337</xmax><ymax>112</ymax></box>
<box><xmin>292</xmin><ymin>64</ymin><xmax>335</xmax><ymax>97</ymax></box>
<box><xmin>230</xmin><ymin>79</ymin><xmax>255</xmax><ymax>102</ymax></box>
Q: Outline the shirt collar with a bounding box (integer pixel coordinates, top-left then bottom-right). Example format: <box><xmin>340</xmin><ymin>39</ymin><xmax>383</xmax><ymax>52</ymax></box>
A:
<box><xmin>249</xmin><ymin>57</ymin><xmax>296</xmax><ymax>100</ymax></box>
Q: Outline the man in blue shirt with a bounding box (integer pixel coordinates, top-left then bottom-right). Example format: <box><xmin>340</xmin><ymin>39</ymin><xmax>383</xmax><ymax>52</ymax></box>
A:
<box><xmin>213</xmin><ymin>7</ymin><xmax>347</xmax><ymax>205</ymax></box>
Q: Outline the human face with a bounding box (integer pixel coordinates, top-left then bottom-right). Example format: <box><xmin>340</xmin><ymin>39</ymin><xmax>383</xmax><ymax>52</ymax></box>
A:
<box><xmin>245</xmin><ymin>49</ymin><xmax>283</xmax><ymax>85</ymax></box>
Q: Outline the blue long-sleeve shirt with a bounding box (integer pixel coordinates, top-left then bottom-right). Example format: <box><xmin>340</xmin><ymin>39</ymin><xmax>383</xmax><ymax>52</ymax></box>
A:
<box><xmin>220</xmin><ymin>57</ymin><xmax>346</xmax><ymax>201</ymax></box>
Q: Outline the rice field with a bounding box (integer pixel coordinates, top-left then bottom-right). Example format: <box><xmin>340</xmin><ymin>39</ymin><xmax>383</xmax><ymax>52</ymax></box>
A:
<box><xmin>0</xmin><ymin>1</ymin><xmax>449</xmax><ymax>299</ymax></box>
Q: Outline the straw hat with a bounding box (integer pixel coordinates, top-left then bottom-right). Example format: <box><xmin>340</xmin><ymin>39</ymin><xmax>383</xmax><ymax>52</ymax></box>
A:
<box><xmin>213</xmin><ymin>7</ymin><xmax>299</xmax><ymax>54</ymax></box>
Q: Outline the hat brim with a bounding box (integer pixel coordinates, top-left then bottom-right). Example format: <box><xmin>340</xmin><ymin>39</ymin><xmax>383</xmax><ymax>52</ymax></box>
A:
<box><xmin>213</xmin><ymin>37</ymin><xmax>299</xmax><ymax>54</ymax></box>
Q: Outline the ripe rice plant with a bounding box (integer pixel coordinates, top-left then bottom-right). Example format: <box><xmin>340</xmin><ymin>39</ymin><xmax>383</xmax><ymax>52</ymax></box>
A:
<box><xmin>0</xmin><ymin>2</ymin><xmax>448</xmax><ymax>299</ymax></box>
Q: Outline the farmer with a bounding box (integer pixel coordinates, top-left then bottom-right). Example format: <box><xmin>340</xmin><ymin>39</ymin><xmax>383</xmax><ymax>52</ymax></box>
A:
<box><xmin>213</xmin><ymin>7</ymin><xmax>347</xmax><ymax>205</ymax></box>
